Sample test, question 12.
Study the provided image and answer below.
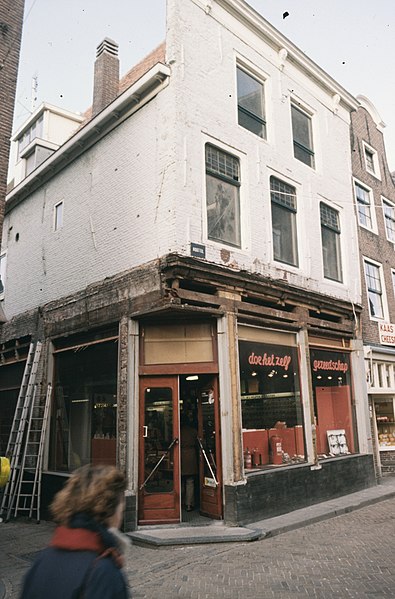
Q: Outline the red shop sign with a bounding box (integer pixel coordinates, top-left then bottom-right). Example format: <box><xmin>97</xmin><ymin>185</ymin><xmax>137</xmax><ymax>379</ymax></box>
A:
<box><xmin>248</xmin><ymin>351</ymin><xmax>292</xmax><ymax>371</ymax></box>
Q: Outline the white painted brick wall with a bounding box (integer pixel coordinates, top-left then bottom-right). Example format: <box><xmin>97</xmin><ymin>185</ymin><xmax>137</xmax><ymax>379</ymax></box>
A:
<box><xmin>2</xmin><ymin>0</ymin><xmax>361</xmax><ymax>320</ymax></box>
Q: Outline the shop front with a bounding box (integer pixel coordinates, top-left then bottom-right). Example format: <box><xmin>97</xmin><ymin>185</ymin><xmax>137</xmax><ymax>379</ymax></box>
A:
<box><xmin>365</xmin><ymin>344</ymin><xmax>395</xmax><ymax>475</ymax></box>
<box><xmin>223</xmin><ymin>324</ymin><xmax>373</xmax><ymax>525</ymax></box>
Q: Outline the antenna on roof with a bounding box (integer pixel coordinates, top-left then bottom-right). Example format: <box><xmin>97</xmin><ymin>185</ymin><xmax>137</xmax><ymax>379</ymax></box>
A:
<box><xmin>31</xmin><ymin>74</ymin><xmax>38</xmax><ymax>112</ymax></box>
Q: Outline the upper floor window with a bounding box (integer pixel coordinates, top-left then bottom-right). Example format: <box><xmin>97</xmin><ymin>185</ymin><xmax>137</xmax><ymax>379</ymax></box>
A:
<box><xmin>364</xmin><ymin>259</ymin><xmax>384</xmax><ymax>319</ymax></box>
<box><xmin>270</xmin><ymin>176</ymin><xmax>298</xmax><ymax>266</ymax></box>
<box><xmin>17</xmin><ymin>115</ymin><xmax>44</xmax><ymax>158</ymax></box>
<box><xmin>54</xmin><ymin>201</ymin><xmax>64</xmax><ymax>231</ymax></box>
<box><xmin>291</xmin><ymin>104</ymin><xmax>314</xmax><ymax>168</ymax></box>
<box><xmin>236</xmin><ymin>66</ymin><xmax>266</xmax><ymax>139</ymax></box>
<box><xmin>355</xmin><ymin>182</ymin><xmax>373</xmax><ymax>230</ymax></box>
<box><xmin>0</xmin><ymin>252</ymin><xmax>6</xmax><ymax>296</ymax></box>
<box><xmin>205</xmin><ymin>144</ymin><xmax>241</xmax><ymax>248</ymax></box>
<box><xmin>382</xmin><ymin>198</ymin><xmax>395</xmax><ymax>243</ymax></box>
<box><xmin>320</xmin><ymin>203</ymin><xmax>342</xmax><ymax>282</ymax></box>
<box><xmin>363</xmin><ymin>142</ymin><xmax>380</xmax><ymax>179</ymax></box>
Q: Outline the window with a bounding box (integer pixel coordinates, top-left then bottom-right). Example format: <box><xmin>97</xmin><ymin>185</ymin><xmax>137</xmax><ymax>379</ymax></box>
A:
<box><xmin>291</xmin><ymin>104</ymin><xmax>314</xmax><ymax>167</ymax></box>
<box><xmin>363</xmin><ymin>142</ymin><xmax>380</xmax><ymax>178</ymax></box>
<box><xmin>364</xmin><ymin>260</ymin><xmax>384</xmax><ymax>319</ymax></box>
<box><xmin>310</xmin><ymin>349</ymin><xmax>356</xmax><ymax>457</ymax></box>
<box><xmin>270</xmin><ymin>176</ymin><xmax>298</xmax><ymax>266</ymax></box>
<box><xmin>355</xmin><ymin>182</ymin><xmax>373</xmax><ymax>229</ymax></box>
<box><xmin>54</xmin><ymin>202</ymin><xmax>63</xmax><ymax>231</ymax></box>
<box><xmin>320</xmin><ymin>203</ymin><xmax>342</xmax><ymax>282</ymax></box>
<box><xmin>17</xmin><ymin>115</ymin><xmax>43</xmax><ymax>158</ymax></box>
<box><xmin>236</xmin><ymin>66</ymin><xmax>266</xmax><ymax>138</ymax></box>
<box><xmin>382</xmin><ymin>198</ymin><xmax>395</xmax><ymax>243</ymax></box>
<box><xmin>365</xmin><ymin>148</ymin><xmax>374</xmax><ymax>172</ymax></box>
<box><xmin>0</xmin><ymin>252</ymin><xmax>6</xmax><ymax>295</ymax></box>
<box><xmin>205</xmin><ymin>144</ymin><xmax>241</xmax><ymax>247</ymax></box>
<box><xmin>49</xmin><ymin>330</ymin><xmax>118</xmax><ymax>473</ymax></box>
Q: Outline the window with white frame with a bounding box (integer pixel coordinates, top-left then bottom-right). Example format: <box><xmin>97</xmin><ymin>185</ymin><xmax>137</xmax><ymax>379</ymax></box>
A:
<box><xmin>205</xmin><ymin>144</ymin><xmax>241</xmax><ymax>248</ymax></box>
<box><xmin>291</xmin><ymin>104</ymin><xmax>314</xmax><ymax>168</ymax></box>
<box><xmin>270</xmin><ymin>176</ymin><xmax>298</xmax><ymax>266</ymax></box>
<box><xmin>54</xmin><ymin>201</ymin><xmax>64</xmax><ymax>231</ymax></box>
<box><xmin>382</xmin><ymin>198</ymin><xmax>395</xmax><ymax>243</ymax></box>
<box><xmin>0</xmin><ymin>252</ymin><xmax>6</xmax><ymax>295</ymax></box>
<box><xmin>320</xmin><ymin>203</ymin><xmax>342</xmax><ymax>282</ymax></box>
<box><xmin>236</xmin><ymin>66</ymin><xmax>266</xmax><ymax>139</ymax></box>
<box><xmin>363</xmin><ymin>142</ymin><xmax>380</xmax><ymax>178</ymax></box>
<box><xmin>364</xmin><ymin>259</ymin><xmax>384</xmax><ymax>319</ymax></box>
<box><xmin>355</xmin><ymin>182</ymin><xmax>373</xmax><ymax>229</ymax></box>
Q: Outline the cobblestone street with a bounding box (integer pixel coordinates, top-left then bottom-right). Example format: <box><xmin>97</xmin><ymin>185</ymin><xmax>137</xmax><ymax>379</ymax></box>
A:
<box><xmin>1</xmin><ymin>497</ymin><xmax>394</xmax><ymax>598</ymax></box>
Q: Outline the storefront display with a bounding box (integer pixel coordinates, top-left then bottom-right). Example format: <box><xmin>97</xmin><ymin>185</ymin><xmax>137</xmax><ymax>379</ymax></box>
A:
<box><xmin>310</xmin><ymin>348</ymin><xmax>356</xmax><ymax>458</ymax></box>
<box><xmin>239</xmin><ymin>333</ymin><xmax>306</xmax><ymax>470</ymax></box>
<box><xmin>49</xmin><ymin>329</ymin><xmax>119</xmax><ymax>472</ymax></box>
<box><xmin>375</xmin><ymin>398</ymin><xmax>395</xmax><ymax>449</ymax></box>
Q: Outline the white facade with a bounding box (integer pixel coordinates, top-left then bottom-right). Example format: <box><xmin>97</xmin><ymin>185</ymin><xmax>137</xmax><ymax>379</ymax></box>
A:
<box><xmin>2</xmin><ymin>0</ymin><xmax>360</xmax><ymax>318</ymax></box>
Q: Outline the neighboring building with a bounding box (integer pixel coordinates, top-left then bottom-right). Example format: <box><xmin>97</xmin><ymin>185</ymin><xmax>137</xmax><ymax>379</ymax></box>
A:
<box><xmin>351</xmin><ymin>96</ymin><xmax>395</xmax><ymax>476</ymax></box>
<box><xmin>0</xmin><ymin>0</ymin><xmax>374</xmax><ymax>529</ymax></box>
<box><xmin>0</xmin><ymin>0</ymin><xmax>24</xmax><ymax>292</ymax></box>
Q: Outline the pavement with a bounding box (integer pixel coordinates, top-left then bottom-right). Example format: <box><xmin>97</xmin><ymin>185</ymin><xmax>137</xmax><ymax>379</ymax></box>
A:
<box><xmin>1</xmin><ymin>476</ymin><xmax>395</xmax><ymax>598</ymax></box>
<box><xmin>128</xmin><ymin>476</ymin><xmax>395</xmax><ymax>546</ymax></box>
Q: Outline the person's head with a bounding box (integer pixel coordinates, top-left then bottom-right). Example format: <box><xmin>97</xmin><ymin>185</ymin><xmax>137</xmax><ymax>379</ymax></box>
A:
<box><xmin>50</xmin><ymin>464</ymin><xmax>126</xmax><ymax>528</ymax></box>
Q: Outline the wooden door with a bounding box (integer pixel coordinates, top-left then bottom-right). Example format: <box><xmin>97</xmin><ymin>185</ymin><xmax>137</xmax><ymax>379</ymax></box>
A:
<box><xmin>197</xmin><ymin>376</ymin><xmax>223</xmax><ymax>519</ymax></box>
<box><xmin>138</xmin><ymin>376</ymin><xmax>180</xmax><ymax>524</ymax></box>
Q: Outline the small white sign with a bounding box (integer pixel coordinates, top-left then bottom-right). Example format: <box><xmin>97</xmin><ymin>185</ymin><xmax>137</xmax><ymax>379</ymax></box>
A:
<box><xmin>378</xmin><ymin>322</ymin><xmax>395</xmax><ymax>346</ymax></box>
<box><xmin>204</xmin><ymin>477</ymin><xmax>217</xmax><ymax>488</ymax></box>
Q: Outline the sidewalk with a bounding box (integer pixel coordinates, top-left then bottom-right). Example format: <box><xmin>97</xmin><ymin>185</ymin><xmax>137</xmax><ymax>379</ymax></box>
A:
<box><xmin>128</xmin><ymin>476</ymin><xmax>395</xmax><ymax>547</ymax></box>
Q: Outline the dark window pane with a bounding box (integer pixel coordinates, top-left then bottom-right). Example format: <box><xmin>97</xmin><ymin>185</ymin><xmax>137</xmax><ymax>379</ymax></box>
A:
<box><xmin>237</xmin><ymin>67</ymin><xmax>266</xmax><ymax>138</ymax></box>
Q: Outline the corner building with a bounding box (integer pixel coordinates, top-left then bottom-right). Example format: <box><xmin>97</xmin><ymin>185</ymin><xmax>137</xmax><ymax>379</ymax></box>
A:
<box><xmin>0</xmin><ymin>0</ymin><xmax>374</xmax><ymax>529</ymax></box>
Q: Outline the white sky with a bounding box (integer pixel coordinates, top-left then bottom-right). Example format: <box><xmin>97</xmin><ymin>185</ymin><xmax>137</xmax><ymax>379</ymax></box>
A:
<box><xmin>15</xmin><ymin>0</ymin><xmax>395</xmax><ymax>169</ymax></box>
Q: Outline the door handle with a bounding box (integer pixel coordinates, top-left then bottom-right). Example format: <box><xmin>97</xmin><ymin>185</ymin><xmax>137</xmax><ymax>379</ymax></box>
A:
<box><xmin>143</xmin><ymin>426</ymin><xmax>148</xmax><ymax>438</ymax></box>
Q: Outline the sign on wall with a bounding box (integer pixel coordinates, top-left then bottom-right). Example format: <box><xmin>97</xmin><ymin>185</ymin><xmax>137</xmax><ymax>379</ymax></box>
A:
<box><xmin>378</xmin><ymin>322</ymin><xmax>395</xmax><ymax>347</ymax></box>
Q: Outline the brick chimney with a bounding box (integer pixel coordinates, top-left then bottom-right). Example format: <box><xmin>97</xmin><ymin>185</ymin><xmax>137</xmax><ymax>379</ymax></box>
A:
<box><xmin>92</xmin><ymin>38</ymin><xmax>119</xmax><ymax>117</ymax></box>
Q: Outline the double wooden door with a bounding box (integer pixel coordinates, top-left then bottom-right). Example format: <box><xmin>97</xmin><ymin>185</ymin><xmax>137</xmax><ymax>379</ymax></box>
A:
<box><xmin>138</xmin><ymin>375</ymin><xmax>222</xmax><ymax>524</ymax></box>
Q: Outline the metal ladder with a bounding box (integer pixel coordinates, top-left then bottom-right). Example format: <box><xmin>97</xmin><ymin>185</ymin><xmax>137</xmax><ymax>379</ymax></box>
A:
<box><xmin>14</xmin><ymin>382</ymin><xmax>52</xmax><ymax>523</ymax></box>
<box><xmin>0</xmin><ymin>341</ymin><xmax>42</xmax><ymax>521</ymax></box>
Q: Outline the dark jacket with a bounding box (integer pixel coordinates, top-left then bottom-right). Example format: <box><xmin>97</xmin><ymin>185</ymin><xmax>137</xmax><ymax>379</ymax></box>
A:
<box><xmin>19</xmin><ymin>514</ymin><xmax>129</xmax><ymax>599</ymax></box>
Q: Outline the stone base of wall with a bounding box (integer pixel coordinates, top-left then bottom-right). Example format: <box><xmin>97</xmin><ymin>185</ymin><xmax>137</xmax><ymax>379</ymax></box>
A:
<box><xmin>380</xmin><ymin>450</ymin><xmax>395</xmax><ymax>475</ymax></box>
<box><xmin>224</xmin><ymin>453</ymin><xmax>376</xmax><ymax>526</ymax></box>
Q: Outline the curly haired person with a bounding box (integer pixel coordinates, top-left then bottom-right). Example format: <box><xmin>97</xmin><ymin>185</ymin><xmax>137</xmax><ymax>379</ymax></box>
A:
<box><xmin>20</xmin><ymin>464</ymin><xmax>131</xmax><ymax>598</ymax></box>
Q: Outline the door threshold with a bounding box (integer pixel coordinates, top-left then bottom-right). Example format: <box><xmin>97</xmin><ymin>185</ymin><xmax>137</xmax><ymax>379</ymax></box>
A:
<box><xmin>137</xmin><ymin>510</ymin><xmax>222</xmax><ymax>530</ymax></box>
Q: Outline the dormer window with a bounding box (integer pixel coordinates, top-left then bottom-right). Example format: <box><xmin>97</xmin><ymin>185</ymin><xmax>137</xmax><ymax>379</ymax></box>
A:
<box><xmin>17</xmin><ymin>115</ymin><xmax>43</xmax><ymax>159</ymax></box>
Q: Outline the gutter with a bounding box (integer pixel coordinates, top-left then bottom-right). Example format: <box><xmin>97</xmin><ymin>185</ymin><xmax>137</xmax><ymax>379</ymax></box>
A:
<box><xmin>6</xmin><ymin>62</ymin><xmax>171</xmax><ymax>213</ymax></box>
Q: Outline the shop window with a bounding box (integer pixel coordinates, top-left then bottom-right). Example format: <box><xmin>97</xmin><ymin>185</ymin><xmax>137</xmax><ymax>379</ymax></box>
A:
<box><xmin>270</xmin><ymin>176</ymin><xmax>298</xmax><ymax>267</ymax></box>
<box><xmin>291</xmin><ymin>104</ymin><xmax>315</xmax><ymax>168</ymax></box>
<box><xmin>205</xmin><ymin>144</ymin><xmax>241</xmax><ymax>248</ymax></box>
<box><xmin>239</xmin><ymin>339</ymin><xmax>305</xmax><ymax>470</ymax></box>
<box><xmin>310</xmin><ymin>349</ymin><xmax>356</xmax><ymax>458</ymax></box>
<box><xmin>375</xmin><ymin>399</ymin><xmax>395</xmax><ymax>450</ymax></box>
<box><xmin>49</xmin><ymin>337</ymin><xmax>118</xmax><ymax>472</ymax></box>
<box><xmin>236</xmin><ymin>65</ymin><xmax>266</xmax><ymax>138</ymax></box>
<box><xmin>0</xmin><ymin>361</ymin><xmax>25</xmax><ymax>454</ymax></box>
<box><xmin>320</xmin><ymin>202</ymin><xmax>342</xmax><ymax>282</ymax></box>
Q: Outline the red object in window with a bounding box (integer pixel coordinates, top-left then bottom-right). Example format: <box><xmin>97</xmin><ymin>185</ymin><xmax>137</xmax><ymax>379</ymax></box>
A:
<box><xmin>270</xmin><ymin>434</ymin><xmax>283</xmax><ymax>465</ymax></box>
